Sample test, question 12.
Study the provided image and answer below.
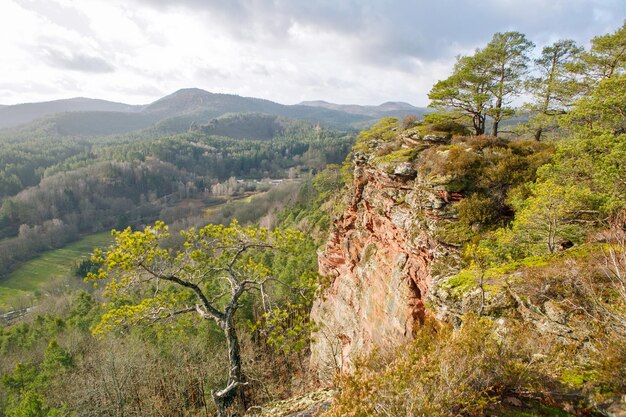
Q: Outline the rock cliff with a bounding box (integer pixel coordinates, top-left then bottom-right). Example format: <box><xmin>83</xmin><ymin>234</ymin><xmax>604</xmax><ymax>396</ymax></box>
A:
<box><xmin>310</xmin><ymin>129</ymin><xmax>462</xmax><ymax>381</ymax></box>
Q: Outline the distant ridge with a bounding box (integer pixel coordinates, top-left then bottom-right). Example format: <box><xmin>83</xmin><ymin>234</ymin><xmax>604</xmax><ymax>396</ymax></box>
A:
<box><xmin>0</xmin><ymin>88</ymin><xmax>426</xmax><ymax>136</ymax></box>
<box><xmin>0</xmin><ymin>97</ymin><xmax>142</xmax><ymax>129</ymax></box>
<box><xmin>299</xmin><ymin>100</ymin><xmax>429</xmax><ymax>119</ymax></box>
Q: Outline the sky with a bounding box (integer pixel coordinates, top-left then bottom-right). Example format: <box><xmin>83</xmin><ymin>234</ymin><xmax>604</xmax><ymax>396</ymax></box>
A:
<box><xmin>0</xmin><ymin>0</ymin><xmax>624</xmax><ymax>107</ymax></box>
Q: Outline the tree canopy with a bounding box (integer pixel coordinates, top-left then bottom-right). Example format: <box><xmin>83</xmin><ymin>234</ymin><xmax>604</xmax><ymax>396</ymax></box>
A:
<box><xmin>428</xmin><ymin>31</ymin><xmax>533</xmax><ymax>136</ymax></box>
<box><xmin>525</xmin><ymin>39</ymin><xmax>583</xmax><ymax>140</ymax></box>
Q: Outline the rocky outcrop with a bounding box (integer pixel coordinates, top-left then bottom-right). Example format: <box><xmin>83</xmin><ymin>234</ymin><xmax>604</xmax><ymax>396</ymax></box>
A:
<box><xmin>310</xmin><ymin>136</ymin><xmax>461</xmax><ymax>381</ymax></box>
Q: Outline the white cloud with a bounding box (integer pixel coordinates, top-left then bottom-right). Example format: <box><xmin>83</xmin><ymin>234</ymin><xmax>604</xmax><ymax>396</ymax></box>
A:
<box><xmin>0</xmin><ymin>0</ymin><xmax>624</xmax><ymax>106</ymax></box>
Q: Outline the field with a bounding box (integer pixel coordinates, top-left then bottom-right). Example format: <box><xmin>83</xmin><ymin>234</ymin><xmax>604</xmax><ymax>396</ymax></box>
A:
<box><xmin>0</xmin><ymin>232</ymin><xmax>113</xmax><ymax>310</ymax></box>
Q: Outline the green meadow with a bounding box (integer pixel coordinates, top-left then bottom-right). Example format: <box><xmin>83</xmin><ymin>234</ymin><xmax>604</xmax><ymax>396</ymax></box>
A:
<box><xmin>0</xmin><ymin>232</ymin><xmax>112</xmax><ymax>310</ymax></box>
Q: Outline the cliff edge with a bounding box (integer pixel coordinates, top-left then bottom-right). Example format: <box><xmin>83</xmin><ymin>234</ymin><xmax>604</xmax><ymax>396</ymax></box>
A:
<box><xmin>310</xmin><ymin>121</ymin><xmax>463</xmax><ymax>381</ymax></box>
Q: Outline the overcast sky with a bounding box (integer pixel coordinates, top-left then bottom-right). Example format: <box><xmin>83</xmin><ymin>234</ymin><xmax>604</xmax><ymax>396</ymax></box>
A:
<box><xmin>0</xmin><ymin>0</ymin><xmax>624</xmax><ymax>106</ymax></box>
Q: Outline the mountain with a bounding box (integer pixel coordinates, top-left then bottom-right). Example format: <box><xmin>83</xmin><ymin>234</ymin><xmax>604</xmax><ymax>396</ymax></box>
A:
<box><xmin>0</xmin><ymin>97</ymin><xmax>142</xmax><ymax>129</ymax></box>
<box><xmin>0</xmin><ymin>89</ymin><xmax>434</xmax><ymax>137</ymax></box>
<box><xmin>145</xmin><ymin>88</ymin><xmax>370</xmax><ymax>134</ymax></box>
<box><xmin>0</xmin><ymin>89</ymin><xmax>372</xmax><ymax>136</ymax></box>
<box><xmin>299</xmin><ymin>100</ymin><xmax>430</xmax><ymax>119</ymax></box>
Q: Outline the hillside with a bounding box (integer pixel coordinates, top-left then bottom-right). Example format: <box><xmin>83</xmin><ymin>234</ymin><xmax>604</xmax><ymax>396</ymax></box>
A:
<box><xmin>307</xmin><ymin>115</ymin><xmax>626</xmax><ymax>416</ymax></box>
<box><xmin>0</xmin><ymin>89</ymin><xmax>371</xmax><ymax>136</ymax></box>
<box><xmin>0</xmin><ymin>97</ymin><xmax>142</xmax><ymax>129</ymax></box>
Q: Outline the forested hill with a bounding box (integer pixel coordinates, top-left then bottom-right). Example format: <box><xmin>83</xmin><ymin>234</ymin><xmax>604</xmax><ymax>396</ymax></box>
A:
<box><xmin>0</xmin><ymin>88</ymin><xmax>428</xmax><ymax>136</ymax></box>
<box><xmin>0</xmin><ymin>97</ymin><xmax>143</xmax><ymax>129</ymax></box>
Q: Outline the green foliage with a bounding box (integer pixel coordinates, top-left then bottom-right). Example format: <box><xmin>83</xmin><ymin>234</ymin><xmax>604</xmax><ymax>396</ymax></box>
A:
<box><xmin>541</xmin><ymin>134</ymin><xmax>626</xmax><ymax>213</ymax></box>
<box><xmin>524</xmin><ymin>39</ymin><xmax>583</xmax><ymax>140</ymax></box>
<box><xmin>562</xmin><ymin>74</ymin><xmax>626</xmax><ymax>135</ymax></box>
<box><xmin>511</xmin><ymin>180</ymin><xmax>593</xmax><ymax>254</ymax></box>
<box><xmin>484</xmin><ymin>133</ymin><xmax>625</xmax><ymax>259</ymax></box>
<box><xmin>579</xmin><ymin>20</ymin><xmax>626</xmax><ymax>82</ymax></box>
<box><xmin>560</xmin><ymin>369</ymin><xmax>597</xmax><ymax>389</ymax></box>
<box><xmin>442</xmin><ymin>269</ymin><xmax>477</xmax><ymax>293</ymax></box>
<box><xmin>89</xmin><ymin>218</ymin><xmax>323</xmax><ymax>360</ymax></box>
<box><xmin>372</xmin><ymin>147</ymin><xmax>421</xmax><ymax>168</ymax></box>
<box><xmin>419</xmin><ymin>137</ymin><xmax>552</xmax><ymax>233</ymax></box>
<box><xmin>428</xmin><ymin>53</ymin><xmax>492</xmax><ymax>135</ymax></box>
<box><xmin>311</xmin><ymin>164</ymin><xmax>344</xmax><ymax>205</ymax></box>
<box><xmin>1</xmin><ymin>341</ymin><xmax>73</xmax><ymax>417</ymax></box>
<box><xmin>89</xmin><ymin>221</ymin><xmax>293</xmax><ymax>332</ymax></box>
<box><xmin>483</xmin><ymin>32</ymin><xmax>535</xmax><ymax>136</ymax></box>
<box><xmin>0</xmin><ymin>315</ymin><xmax>65</xmax><ymax>355</ymax></box>
<box><xmin>65</xmin><ymin>291</ymin><xmax>100</xmax><ymax>331</ymax></box>
<box><xmin>352</xmin><ymin>117</ymin><xmax>398</xmax><ymax>153</ymax></box>
<box><xmin>429</xmin><ymin>31</ymin><xmax>534</xmax><ymax>136</ymax></box>
<box><xmin>72</xmin><ymin>259</ymin><xmax>101</xmax><ymax>279</ymax></box>
<box><xmin>278</xmin><ymin>165</ymin><xmax>344</xmax><ymax>242</ymax></box>
<box><xmin>249</xmin><ymin>270</ymin><xmax>323</xmax><ymax>355</ymax></box>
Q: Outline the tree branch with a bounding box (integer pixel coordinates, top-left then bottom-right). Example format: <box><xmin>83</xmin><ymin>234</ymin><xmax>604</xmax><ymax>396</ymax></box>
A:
<box><xmin>138</xmin><ymin>262</ymin><xmax>225</xmax><ymax>321</ymax></box>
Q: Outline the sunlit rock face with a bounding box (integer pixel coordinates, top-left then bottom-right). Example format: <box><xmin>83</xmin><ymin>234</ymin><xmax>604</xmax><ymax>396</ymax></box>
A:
<box><xmin>310</xmin><ymin>137</ymin><xmax>462</xmax><ymax>382</ymax></box>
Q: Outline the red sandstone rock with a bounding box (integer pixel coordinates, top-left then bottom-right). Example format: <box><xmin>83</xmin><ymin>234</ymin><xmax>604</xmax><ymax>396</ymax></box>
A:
<box><xmin>310</xmin><ymin>153</ymin><xmax>458</xmax><ymax>381</ymax></box>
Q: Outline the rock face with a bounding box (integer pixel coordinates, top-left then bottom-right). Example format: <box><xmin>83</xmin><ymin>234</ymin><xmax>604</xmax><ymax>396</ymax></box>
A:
<box><xmin>310</xmin><ymin>141</ymin><xmax>461</xmax><ymax>381</ymax></box>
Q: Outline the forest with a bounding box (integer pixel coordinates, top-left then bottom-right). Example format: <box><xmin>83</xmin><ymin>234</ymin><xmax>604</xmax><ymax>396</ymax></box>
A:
<box><xmin>0</xmin><ymin>115</ymin><xmax>354</xmax><ymax>280</ymax></box>
<box><xmin>0</xmin><ymin>20</ymin><xmax>624</xmax><ymax>417</ymax></box>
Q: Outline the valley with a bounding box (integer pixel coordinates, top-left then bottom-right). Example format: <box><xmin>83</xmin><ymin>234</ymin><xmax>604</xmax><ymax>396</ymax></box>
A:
<box><xmin>0</xmin><ymin>178</ymin><xmax>304</xmax><ymax>313</ymax></box>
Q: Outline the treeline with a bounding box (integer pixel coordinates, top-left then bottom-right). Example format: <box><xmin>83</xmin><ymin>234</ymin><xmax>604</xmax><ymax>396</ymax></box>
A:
<box><xmin>0</xmin><ymin>116</ymin><xmax>354</xmax><ymax>202</ymax></box>
<box><xmin>428</xmin><ymin>21</ymin><xmax>625</xmax><ymax>139</ymax></box>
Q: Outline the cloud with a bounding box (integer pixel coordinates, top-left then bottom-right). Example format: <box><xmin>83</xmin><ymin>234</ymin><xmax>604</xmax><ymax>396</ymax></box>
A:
<box><xmin>41</xmin><ymin>47</ymin><xmax>115</xmax><ymax>73</ymax></box>
<box><xmin>16</xmin><ymin>0</ymin><xmax>94</xmax><ymax>38</ymax></box>
<box><xmin>138</xmin><ymin>0</ymin><xmax>625</xmax><ymax>59</ymax></box>
<box><xmin>1</xmin><ymin>0</ymin><xmax>624</xmax><ymax>106</ymax></box>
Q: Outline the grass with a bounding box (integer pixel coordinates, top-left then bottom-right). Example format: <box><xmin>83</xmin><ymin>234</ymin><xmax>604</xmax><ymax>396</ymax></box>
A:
<box><xmin>0</xmin><ymin>232</ymin><xmax>112</xmax><ymax>310</ymax></box>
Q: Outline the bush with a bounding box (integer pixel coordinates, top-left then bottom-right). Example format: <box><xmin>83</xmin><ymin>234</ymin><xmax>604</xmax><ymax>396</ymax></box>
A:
<box><xmin>457</xmin><ymin>193</ymin><xmax>501</xmax><ymax>228</ymax></box>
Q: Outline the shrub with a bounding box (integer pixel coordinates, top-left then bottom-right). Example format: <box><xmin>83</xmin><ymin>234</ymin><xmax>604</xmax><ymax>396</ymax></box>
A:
<box><xmin>458</xmin><ymin>194</ymin><xmax>501</xmax><ymax>228</ymax></box>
